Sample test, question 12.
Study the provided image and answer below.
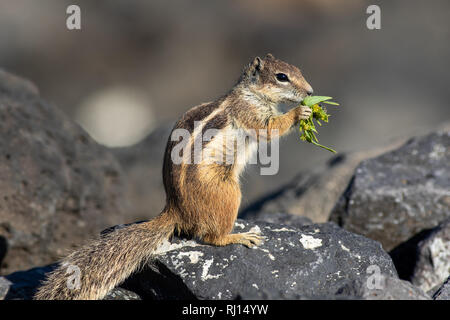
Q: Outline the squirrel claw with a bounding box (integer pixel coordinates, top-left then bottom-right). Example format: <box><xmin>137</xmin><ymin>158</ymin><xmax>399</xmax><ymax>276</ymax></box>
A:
<box><xmin>298</xmin><ymin>105</ymin><xmax>312</xmax><ymax>120</ymax></box>
<box><xmin>239</xmin><ymin>231</ymin><xmax>264</xmax><ymax>248</ymax></box>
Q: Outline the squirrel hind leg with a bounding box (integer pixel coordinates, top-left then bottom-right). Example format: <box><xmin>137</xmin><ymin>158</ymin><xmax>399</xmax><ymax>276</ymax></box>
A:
<box><xmin>202</xmin><ymin>231</ymin><xmax>264</xmax><ymax>248</ymax></box>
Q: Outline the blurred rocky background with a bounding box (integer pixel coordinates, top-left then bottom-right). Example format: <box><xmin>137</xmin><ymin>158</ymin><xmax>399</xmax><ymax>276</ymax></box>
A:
<box><xmin>1</xmin><ymin>0</ymin><xmax>449</xmax><ymax>215</ymax></box>
<box><xmin>0</xmin><ymin>0</ymin><xmax>449</xmax><ymax>300</ymax></box>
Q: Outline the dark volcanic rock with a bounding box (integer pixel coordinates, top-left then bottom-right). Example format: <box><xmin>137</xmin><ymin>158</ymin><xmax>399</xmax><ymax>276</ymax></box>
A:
<box><xmin>120</xmin><ymin>219</ymin><xmax>397</xmax><ymax>300</ymax></box>
<box><xmin>246</xmin><ymin>212</ymin><xmax>312</xmax><ymax>229</ymax></box>
<box><xmin>359</xmin><ymin>276</ymin><xmax>430</xmax><ymax>300</ymax></box>
<box><xmin>1</xmin><ymin>219</ymin><xmax>413</xmax><ymax>300</ymax></box>
<box><xmin>390</xmin><ymin>219</ymin><xmax>450</xmax><ymax>293</ymax></box>
<box><xmin>0</xmin><ymin>276</ymin><xmax>12</xmax><ymax>299</ymax></box>
<box><xmin>330</xmin><ymin>130</ymin><xmax>450</xmax><ymax>251</ymax></box>
<box><xmin>389</xmin><ymin>228</ymin><xmax>435</xmax><ymax>283</ymax></box>
<box><xmin>410</xmin><ymin>219</ymin><xmax>449</xmax><ymax>292</ymax></box>
<box><xmin>0</xmin><ymin>265</ymin><xmax>55</xmax><ymax>299</ymax></box>
<box><xmin>433</xmin><ymin>276</ymin><xmax>450</xmax><ymax>300</ymax></box>
<box><xmin>103</xmin><ymin>287</ymin><xmax>141</xmax><ymax>300</ymax></box>
<box><xmin>0</xmin><ymin>70</ymin><xmax>128</xmax><ymax>274</ymax></box>
<box><xmin>240</xmin><ymin>142</ymin><xmax>406</xmax><ymax>223</ymax></box>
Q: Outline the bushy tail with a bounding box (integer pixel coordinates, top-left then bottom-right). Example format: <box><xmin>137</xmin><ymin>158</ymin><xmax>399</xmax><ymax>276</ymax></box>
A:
<box><xmin>34</xmin><ymin>211</ymin><xmax>175</xmax><ymax>300</ymax></box>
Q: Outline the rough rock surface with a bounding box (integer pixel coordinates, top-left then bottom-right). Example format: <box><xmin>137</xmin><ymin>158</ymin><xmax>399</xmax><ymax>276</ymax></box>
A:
<box><xmin>0</xmin><ymin>70</ymin><xmax>128</xmax><ymax>274</ymax></box>
<box><xmin>0</xmin><ymin>265</ymin><xmax>55</xmax><ymax>299</ymax></box>
<box><xmin>119</xmin><ymin>219</ymin><xmax>397</xmax><ymax>300</ymax></box>
<box><xmin>433</xmin><ymin>276</ymin><xmax>450</xmax><ymax>300</ymax></box>
<box><xmin>246</xmin><ymin>211</ymin><xmax>312</xmax><ymax>228</ymax></box>
<box><xmin>7</xmin><ymin>219</ymin><xmax>442</xmax><ymax>300</ymax></box>
<box><xmin>240</xmin><ymin>141</ymin><xmax>407</xmax><ymax>223</ymax></box>
<box><xmin>359</xmin><ymin>276</ymin><xmax>431</xmax><ymax>300</ymax></box>
<box><xmin>390</xmin><ymin>219</ymin><xmax>450</xmax><ymax>293</ymax></box>
<box><xmin>410</xmin><ymin>219</ymin><xmax>449</xmax><ymax>292</ymax></box>
<box><xmin>0</xmin><ymin>276</ymin><xmax>11</xmax><ymax>299</ymax></box>
<box><xmin>330</xmin><ymin>130</ymin><xmax>450</xmax><ymax>251</ymax></box>
<box><xmin>103</xmin><ymin>287</ymin><xmax>141</xmax><ymax>300</ymax></box>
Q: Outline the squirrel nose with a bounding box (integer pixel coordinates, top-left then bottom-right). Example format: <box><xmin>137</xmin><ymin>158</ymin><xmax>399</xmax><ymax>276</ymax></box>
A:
<box><xmin>306</xmin><ymin>88</ymin><xmax>314</xmax><ymax>96</ymax></box>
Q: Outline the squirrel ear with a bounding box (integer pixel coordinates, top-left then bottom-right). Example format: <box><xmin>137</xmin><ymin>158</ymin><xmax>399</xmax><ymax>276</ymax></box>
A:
<box><xmin>252</xmin><ymin>56</ymin><xmax>264</xmax><ymax>71</ymax></box>
<box><xmin>265</xmin><ymin>53</ymin><xmax>275</xmax><ymax>60</ymax></box>
<box><xmin>249</xmin><ymin>56</ymin><xmax>264</xmax><ymax>76</ymax></box>
<box><xmin>244</xmin><ymin>56</ymin><xmax>264</xmax><ymax>81</ymax></box>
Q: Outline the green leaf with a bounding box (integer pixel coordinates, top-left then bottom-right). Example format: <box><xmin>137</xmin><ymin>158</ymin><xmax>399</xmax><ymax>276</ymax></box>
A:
<box><xmin>322</xmin><ymin>101</ymin><xmax>340</xmax><ymax>106</ymax></box>
<box><xmin>304</xmin><ymin>131</ymin><xmax>312</xmax><ymax>142</ymax></box>
<box><xmin>311</xmin><ymin>141</ymin><xmax>336</xmax><ymax>153</ymax></box>
<box><xmin>297</xmin><ymin>94</ymin><xmax>338</xmax><ymax>154</ymax></box>
<box><xmin>301</xmin><ymin>96</ymin><xmax>333</xmax><ymax>107</ymax></box>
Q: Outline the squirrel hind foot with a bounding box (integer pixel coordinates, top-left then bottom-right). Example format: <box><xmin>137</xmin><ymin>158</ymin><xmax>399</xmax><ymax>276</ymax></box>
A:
<box><xmin>203</xmin><ymin>232</ymin><xmax>264</xmax><ymax>248</ymax></box>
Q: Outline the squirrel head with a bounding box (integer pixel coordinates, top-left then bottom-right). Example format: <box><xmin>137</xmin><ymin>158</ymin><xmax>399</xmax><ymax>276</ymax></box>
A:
<box><xmin>241</xmin><ymin>53</ymin><xmax>313</xmax><ymax>105</ymax></box>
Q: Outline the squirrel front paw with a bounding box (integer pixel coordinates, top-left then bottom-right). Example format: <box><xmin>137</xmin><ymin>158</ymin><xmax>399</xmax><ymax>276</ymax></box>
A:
<box><xmin>295</xmin><ymin>105</ymin><xmax>312</xmax><ymax>121</ymax></box>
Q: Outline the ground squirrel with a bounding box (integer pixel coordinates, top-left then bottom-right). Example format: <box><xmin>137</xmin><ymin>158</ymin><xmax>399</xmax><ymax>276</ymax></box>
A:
<box><xmin>34</xmin><ymin>53</ymin><xmax>313</xmax><ymax>300</ymax></box>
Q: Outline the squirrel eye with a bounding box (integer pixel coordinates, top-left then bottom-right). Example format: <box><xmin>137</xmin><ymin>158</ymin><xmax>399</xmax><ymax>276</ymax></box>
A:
<box><xmin>276</xmin><ymin>73</ymin><xmax>289</xmax><ymax>82</ymax></box>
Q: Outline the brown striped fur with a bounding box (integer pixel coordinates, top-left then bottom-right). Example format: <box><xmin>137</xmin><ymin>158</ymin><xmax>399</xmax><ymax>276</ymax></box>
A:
<box><xmin>34</xmin><ymin>54</ymin><xmax>313</xmax><ymax>300</ymax></box>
